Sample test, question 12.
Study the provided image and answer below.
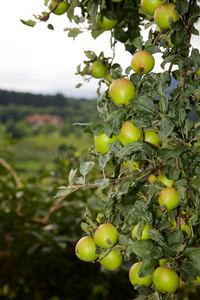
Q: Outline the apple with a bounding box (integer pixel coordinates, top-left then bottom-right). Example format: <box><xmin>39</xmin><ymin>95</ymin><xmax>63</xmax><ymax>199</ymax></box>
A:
<box><xmin>159</xmin><ymin>258</ymin><xmax>168</xmax><ymax>266</ymax></box>
<box><xmin>158</xmin><ymin>187</ymin><xmax>180</xmax><ymax>211</ymax></box>
<box><xmin>89</xmin><ymin>61</ymin><xmax>107</xmax><ymax>78</ymax></box>
<box><xmin>99</xmin><ymin>250</ymin><xmax>123</xmax><ymax>271</ymax></box>
<box><xmin>49</xmin><ymin>0</ymin><xmax>69</xmax><ymax>15</ymax></box>
<box><xmin>157</xmin><ymin>173</ymin><xmax>174</xmax><ymax>187</ymax></box>
<box><xmin>168</xmin><ymin>217</ymin><xmax>191</xmax><ymax>235</ymax></box>
<box><xmin>131</xmin><ymin>50</ymin><xmax>155</xmax><ymax>74</ymax></box>
<box><xmin>148</xmin><ymin>174</ymin><xmax>156</xmax><ymax>183</ymax></box>
<box><xmin>154</xmin><ymin>3</ymin><xmax>180</xmax><ymax>29</ymax></box>
<box><xmin>153</xmin><ymin>266</ymin><xmax>180</xmax><ymax>293</ymax></box>
<box><xmin>117</xmin><ymin>120</ymin><xmax>142</xmax><ymax>145</ymax></box>
<box><xmin>129</xmin><ymin>261</ymin><xmax>153</xmax><ymax>287</ymax></box>
<box><xmin>132</xmin><ymin>223</ymin><xmax>152</xmax><ymax>240</ymax></box>
<box><xmin>191</xmin><ymin>276</ymin><xmax>200</xmax><ymax>285</ymax></box>
<box><xmin>109</xmin><ymin>78</ymin><xmax>136</xmax><ymax>107</ymax></box>
<box><xmin>75</xmin><ymin>236</ymin><xmax>98</xmax><ymax>262</ymax></box>
<box><xmin>196</xmin><ymin>67</ymin><xmax>200</xmax><ymax>76</ymax></box>
<box><xmin>96</xmin><ymin>14</ymin><xmax>118</xmax><ymax>31</ymax></box>
<box><xmin>123</xmin><ymin>160</ymin><xmax>141</xmax><ymax>171</ymax></box>
<box><xmin>94</xmin><ymin>133</ymin><xmax>117</xmax><ymax>154</ymax></box>
<box><xmin>94</xmin><ymin>223</ymin><xmax>118</xmax><ymax>249</ymax></box>
<box><xmin>141</xmin><ymin>0</ymin><xmax>165</xmax><ymax>16</ymax></box>
<box><xmin>144</xmin><ymin>130</ymin><xmax>162</xmax><ymax>147</ymax></box>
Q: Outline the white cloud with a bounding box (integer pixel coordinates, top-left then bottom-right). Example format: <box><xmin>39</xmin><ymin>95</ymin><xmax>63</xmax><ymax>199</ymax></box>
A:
<box><xmin>0</xmin><ymin>0</ymin><xmax>199</xmax><ymax>98</ymax></box>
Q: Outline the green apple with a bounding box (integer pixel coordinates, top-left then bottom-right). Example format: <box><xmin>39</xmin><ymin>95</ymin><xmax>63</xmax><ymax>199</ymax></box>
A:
<box><xmin>157</xmin><ymin>173</ymin><xmax>174</xmax><ymax>187</ymax></box>
<box><xmin>129</xmin><ymin>261</ymin><xmax>153</xmax><ymax>287</ymax></box>
<box><xmin>94</xmin><ymin>223</ymin><xmax>118</xmax><ymax>249</ymax></box>
<box><xmin>132</xmin><ymin>223</ymin><xmax>152</xmax><ymax>240</ymax></box>
<box><xmin>144</xmin><ymin>130</ymin><xmax>162</xmax><ymax>147</ymax></box>
<box><xmin>123</xmin><ymin>160</ymin><xmax>141</xmax><ymax>171</ymax></box>
<box><xmin>153</xmin><ymin>266</ymin><xmax>180</xmax><ymax>293</ymax></box>
<box><xmin>99</xmin><ymin>250</ymin><xmax>123</xmax><ymax>271</ymax></box>
<box><xmin>191</xmin><ymin>276</ymin><xmax>200</xmax><ymax>285</ymax></box>
<box><xmin>96</xmin><ymin>14</ymin><xmax>118</xmax><ymax>31</ymax></box>
<box><xmin>75</xmin><ymin>236</ymin><xmax>98</xmax><ymax>262</ymax></box>
<box><xmin>158</xmin><ymin>187</ymin><xmax>180</xmax><ymax>211</ymax></box>
<box><xmin>159</xmin><ymin>258</ymin><xmax>168</xmax><ymax>266</ymax></box>
<box><xmin>154</xmin><ymin>3</ymin><xmax>180</xmax><ymax>29</ymax></box>
<box><xmin>109</xmin><ymin>78</ymin><xmax>136</xmax><ymax>107</ymax></box>
<box><xmin>131</xmin><ymin>50</ymin><xmax>155</xmax><ymax>74</ymax></box>
<box><xmin>49</xmin><ymin>0</ymin><xmax>69</xmax><ymax>15</ymax></box>
<box><xmin>196</xmin><ymin>67</ymin><xmax>200</xmax><ymax>76</ymax></box>
<box><xmin>141</xmin><ymin>0</ymin><xmax>165</xmax><ymax>16</ymax></box>
<box><xmin>148</xmin><ymin>174</ymin><xmax>157</xmax><ymax>183</ymax></box>
<box><xmin>89</xmin><ymin>61</ymin><xmax>107</xmax><ymax>78</ymax></box>
<box><xmin>94</xmin><ymin>133</ymin><xmax>117</xmax><ymax>154</ymax></box>
<box><xmin>117</xmin><ymin>120</ymin><xmax>142</xmax><ymax>145</ymax></box>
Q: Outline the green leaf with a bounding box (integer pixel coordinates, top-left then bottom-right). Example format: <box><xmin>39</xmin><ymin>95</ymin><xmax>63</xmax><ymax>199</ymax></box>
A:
<box><xmin>20</xmin><ymin>19</ymin><xmax>36</xmax><ymax>27</ymax></box>
<box><xmin>175</xmin><ymin>0</ymin><xmax>189</xmax><ymax>15</ymax></box>
<box><xmin>47</xmin><ymin>24</ymin><xmax>54</xmax><ymax>30</ymax></box>
<box><xmin>68</xmin><ymin>168</ymin><xmax>78</xmax><ymax>185</ymax></box>
<box><xmin>65</xmin><ymin>28</ymin><xmax>83</xmax><ymax>40</ymax></box>
<box><xmin>105</xmin><ymin>109</ymin><xmax>128</xmax><ymax>137</ymax></box>
<box><xmin>139</xmin><ymin>258</ymin><xmax>157</xmax><ymax>278</ymax></box>
<box><xmin>54</xmin><ymin>187</ymin><xmax>76</xmax><ymax>198</ymax></box>
<box><xmin>116</xmin><ymin>141</ymin><xmax>156</xmax><ymax>159</ymax></box>
<box><xmin>79</xmin><ymin>161</ymin><xmax>95</xmax><ymax>176</ymax></box>
<box><xmin>189</xmin><ymin>175</ymin><xmax>200</xmax><ymax>188</ymax></box>
<box><xmin>83</xmin><ymin>123</ymin><xmax>104</xmax><ymax>135</ymax></box>
<box><xmin>158</xmin><ymin>116</ymin><xmax>174</xmax><ymax>140</ymax></box>
<box><xmin>148</xmin><ymin>228</ymin><xmax>166</xmax><ymax>247</ymax></box>
<box><xmin>128</xmin><ymin>240</ymin><xmax>163</xmax><ymax>259</ymax></box>
<box><xmin>94</xmin><ymin>178</ymin><xmax>110</xmax><ymax>190</ymax></box>
<box><xmin>130</xmin><ymin>96</ymin><xmax>157</xmax><ymax>115</ymax></box>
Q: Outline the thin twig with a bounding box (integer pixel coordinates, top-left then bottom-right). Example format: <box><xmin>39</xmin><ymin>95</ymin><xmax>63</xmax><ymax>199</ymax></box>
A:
<box><xmin>0</xmin><ymin>157</ymin><xmax>22</xmax><ymax>188</ymax></box>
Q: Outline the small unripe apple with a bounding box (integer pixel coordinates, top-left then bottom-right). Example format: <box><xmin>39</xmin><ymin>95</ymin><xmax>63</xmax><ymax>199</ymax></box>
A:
<box><xmin>49</xmin><ymin>0</ymin><xmax>69</xmax><ymax>15</ymax></box>
<box><xmin>148</xmin><ymin>174</ymin><xmax>156</xmax><ymax>183</ymax></box>
<box><xmin>123</xmin><ymin>160</ymin><xmax>141</xmax><ymax>171</ymax></box>
<box><xmin>109</xmin><ymin>78</ymin><xmax>136</xmax><ymax>107</ymax></box>
<box><xmin>141</xmin><ymin>0</ymin><xmax>165</xmax><ymax>16</ymax></box>
<box><xmin>129</xmin><ymin>261</ymin><xmax>153</xmax><ymax>287</ymax></box>
<box><xmin>158</xmin><ymin>187</ymin><xmax>180</xmax><ymax>211</ymax></box>
<box><xmin>153</xmin><ymin>266</ymin><xmax>180</xmax><ymax>293</ymax></box>
<box><xmin>144</xmin><ymin>130</ymin><xmax>162</xmax><ymax>147</ymax></box>
<box><xmin>154</xmin><ymin>3</ymin><xmax>180</xmax><ymax>29</ymax></box>
<box><xmin>75</xmin><ymin>236</ymin><xmax>98</xmax><ymax>262</ymax></box>
<box><xmin>191</xmin><ymin>276</ymin><xmax>200</xmax><ymax>285</ymax></box>
<box><xmin>96</xmin><ymin>14</ymin><xmax>118</xmax><ymax>30</ymax></box>
<box><xmin>89</xmin><ymin>61</ymin><xmax>107</xmax><ymax>78</ymax></box>
<box><xmin>94</xmin><ymin>223</ymin><xmax>118</xmax><ymax>249</ymax></box>
<box><xmin>94</xmin><ymin>133</ymin><xmax>117</xmax><ymax>154</ymax></box>
<box><xmin>99</xmin><ymin>250</ymin><xmax>123</xmax><ymax>271</ymax></box>
<box><xmin>131</xmin><ymin>50</ymin><xmax>155</xmax><ymax>74</ymax></box>
<box><xmin>117</xmin><ymin>120</ymin><xmax>142</xmax><ymax>145</ymax></box>
<box><xmin>132</xmin><ymin>223</ymin><xmax>152</xmax><ymax>240</ymax></box>
<box><xmin>196</xmin><ymin>67</ymin><xmax>200</xmax><ymax>76</ymax></box>
<box><xmin>157</xmin><ymin>174</ymin><xmax>174</xmax><ymax>187</ymax></box>
<box><xmin>159</xmin><ymin>258</ymin><xmax>168</xmax><ymax>266</ymax></box>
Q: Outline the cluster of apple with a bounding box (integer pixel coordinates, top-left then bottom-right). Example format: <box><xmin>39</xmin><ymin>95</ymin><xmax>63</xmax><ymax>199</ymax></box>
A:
<box><xmin>75</xmin><ymin>223</ymin><xmax>123</xmax><ymax>271</ymax></box>
<box><xmin>141</xmin><ymin>0</ymin><xmax>180</xmax><ymax>30</ymax></box>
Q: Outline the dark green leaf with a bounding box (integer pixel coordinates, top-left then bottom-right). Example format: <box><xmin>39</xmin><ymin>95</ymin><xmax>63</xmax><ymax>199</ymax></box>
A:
<box><xmin>158</xmin><ymin>116</ymin><xmax>174</xmax><ymax>140</ymax></box>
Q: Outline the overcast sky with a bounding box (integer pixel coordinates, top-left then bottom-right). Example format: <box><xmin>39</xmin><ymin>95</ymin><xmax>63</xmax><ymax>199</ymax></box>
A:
<box><xmin>1</xmin><ymin>1</ymin><xmax>200</xmax><ymax>99</ymax></box>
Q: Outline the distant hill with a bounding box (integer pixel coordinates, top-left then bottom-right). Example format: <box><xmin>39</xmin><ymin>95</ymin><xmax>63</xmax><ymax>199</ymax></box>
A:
<box><xmin>0</xmin><ymin>90</ymin><xmax>100</xmax><ymax>124</ymax></box>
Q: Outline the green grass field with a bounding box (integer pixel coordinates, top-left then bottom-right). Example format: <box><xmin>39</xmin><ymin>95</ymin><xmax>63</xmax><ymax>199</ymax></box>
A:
<box><xmin>8</xmin><ymin>132</ymin><xmax>93</xmax><ymax>175</ymax></box>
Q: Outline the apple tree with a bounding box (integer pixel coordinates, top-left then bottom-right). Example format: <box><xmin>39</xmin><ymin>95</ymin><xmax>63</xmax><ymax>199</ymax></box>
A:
<box><xmin>24</xmin><ymin>0</ymin><xmax>200</xmax><ymax>298</ymax></box>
